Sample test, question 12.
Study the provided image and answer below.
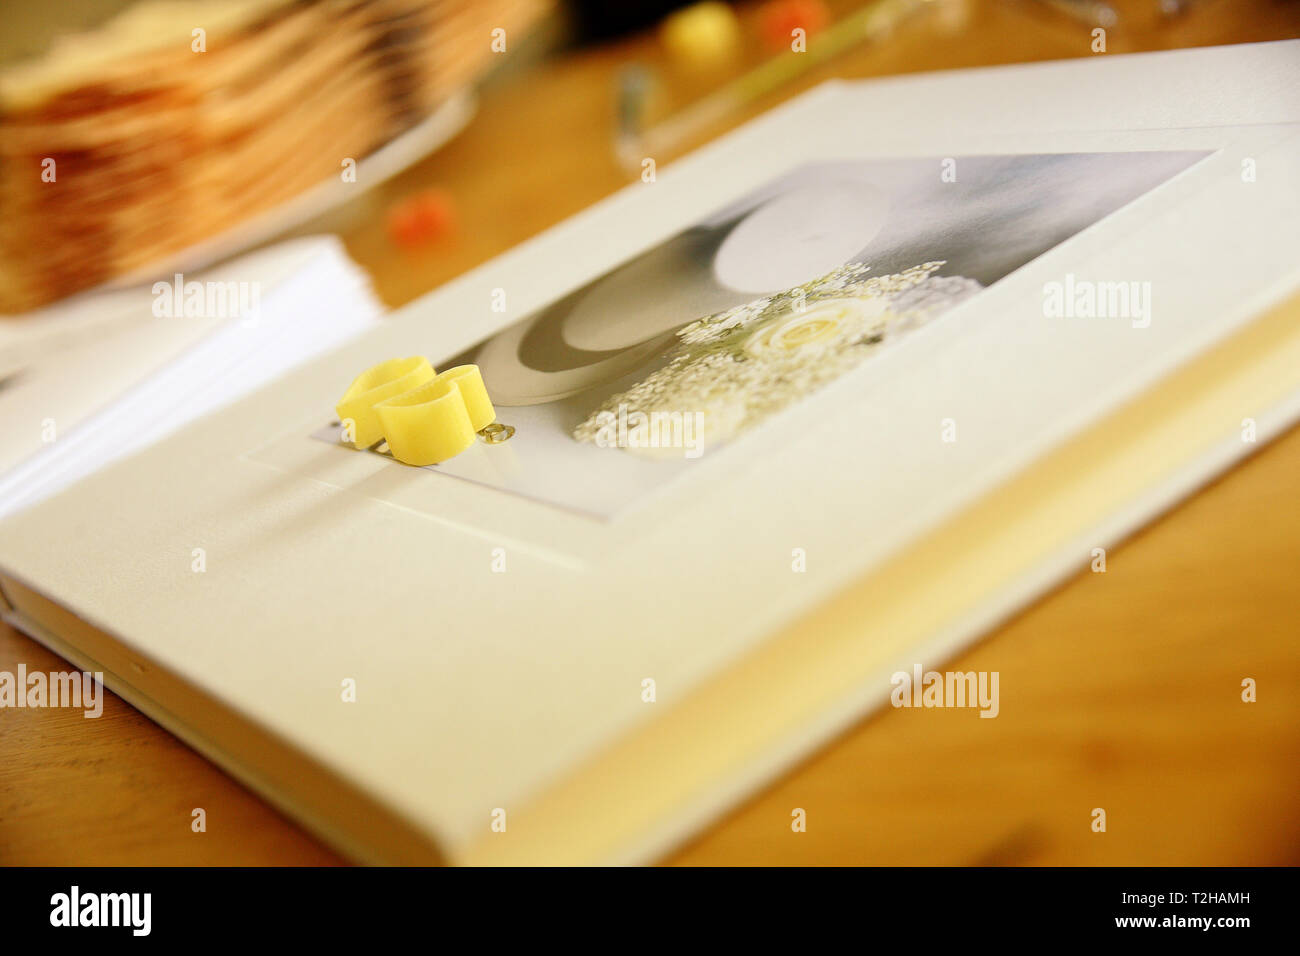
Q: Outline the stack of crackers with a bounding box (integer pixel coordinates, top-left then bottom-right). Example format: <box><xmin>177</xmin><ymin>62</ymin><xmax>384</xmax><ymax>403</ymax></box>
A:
<box><xmin>0</xmin><ymin>0</ymin><xmax>546</xmax><ymax>312</ymax></box>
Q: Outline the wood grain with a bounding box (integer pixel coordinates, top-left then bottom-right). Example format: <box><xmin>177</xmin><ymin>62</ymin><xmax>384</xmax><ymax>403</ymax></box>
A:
<box><xmin>2</xmin><ymin>0</ymin><xmax>1297</xmax><ymax>865</ymax></box>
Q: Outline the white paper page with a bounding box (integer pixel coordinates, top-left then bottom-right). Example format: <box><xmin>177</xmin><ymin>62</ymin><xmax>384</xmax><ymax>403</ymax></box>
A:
<box><xmin>0</xmin><ymin>237</ymin><xmax>383</xmax><ymax>519</ymax></box>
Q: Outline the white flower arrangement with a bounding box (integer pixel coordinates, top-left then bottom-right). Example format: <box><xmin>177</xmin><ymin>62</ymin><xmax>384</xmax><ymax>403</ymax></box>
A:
<box><xmin>574</xmin><ymin>261</ymin><xmax>981</xmax><ymax>453</ymax></box>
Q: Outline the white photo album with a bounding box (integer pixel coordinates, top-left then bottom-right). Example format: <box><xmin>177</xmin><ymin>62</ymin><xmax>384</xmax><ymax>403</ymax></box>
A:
<box><xmin>2</xmin><ymin>42</ymin><xmax>1298</xmax><ymax>864</ymax></box>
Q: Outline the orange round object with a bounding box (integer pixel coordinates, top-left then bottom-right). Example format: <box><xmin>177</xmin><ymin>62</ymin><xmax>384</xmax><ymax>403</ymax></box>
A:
<box><xmin>387</xmin><ymin>189</ymin><xmax>457</xmax><ymax>247</ymax></box>
<box><xmin>758</xmin><ymin>0</ymin><xmax>829</xmax><ymax>52</ymax></box>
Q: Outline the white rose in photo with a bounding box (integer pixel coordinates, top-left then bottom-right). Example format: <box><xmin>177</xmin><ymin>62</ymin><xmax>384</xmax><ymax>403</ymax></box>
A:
<box><xmin>743</xmin><ymin>296</ymin><xmax>888</xmax><ymax>360</ymax></box>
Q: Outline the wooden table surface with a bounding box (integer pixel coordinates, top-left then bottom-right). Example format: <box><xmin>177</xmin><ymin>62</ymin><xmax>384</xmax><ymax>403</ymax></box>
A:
<box><xmin>2</xmin><ymin>0</ymin><xmax>1298</xmax><ymax>866</ymax></box>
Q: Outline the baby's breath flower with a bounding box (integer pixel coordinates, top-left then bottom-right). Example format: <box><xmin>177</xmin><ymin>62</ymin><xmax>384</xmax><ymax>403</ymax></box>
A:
<box><xmin>574</xmin><ymin>262</ymin><xmax>978</xmax><ymax>451</ymax></box>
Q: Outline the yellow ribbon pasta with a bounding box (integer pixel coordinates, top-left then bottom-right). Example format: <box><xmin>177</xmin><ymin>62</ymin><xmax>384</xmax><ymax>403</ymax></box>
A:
<box><xmin>375</xmin><ymin>377</ymin><xmax>476</xmax><ymax>466</ymax></box>
<box><xmin>335</xmin><ymin>356</ymin><xmax>435</xmax><ymax>448</ymax></box>
<box><xmin>337</xmin><ymin>358</ymin><xmax>498</xmax><ymax>466</ymax></box>
<box><xmin>434</xmin><ymin>365</ymin><xmax>496</xmax><ymax>432</ymax></box>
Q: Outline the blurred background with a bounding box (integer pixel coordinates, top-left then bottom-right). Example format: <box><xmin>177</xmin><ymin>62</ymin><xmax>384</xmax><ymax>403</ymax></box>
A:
<box><xmin>2</xmin><ymin>0</ymin><xmax>1298</xmax><ymax>313</ymax></box>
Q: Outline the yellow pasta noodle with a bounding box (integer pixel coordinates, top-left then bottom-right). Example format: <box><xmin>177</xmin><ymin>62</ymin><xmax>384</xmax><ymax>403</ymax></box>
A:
<box><xmin>335</xmin><ymin>356</ymin><xmax>434</xmax><ymax>449</ymax></box>
<box><xmin>375</xmin><ymin>378</ymin><xmax>477</xmax><ymax>466</ymax></box>
<box><xmin>435</xmin><ymin>365</ymin><xmax>496</xmax><ymax>432</ymax></box>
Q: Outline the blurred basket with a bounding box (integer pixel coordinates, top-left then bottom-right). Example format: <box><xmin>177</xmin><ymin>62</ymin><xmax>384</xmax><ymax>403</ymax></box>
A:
<box><xmin>0</xmin><ymin>0</ymin><xmax>547</xmax><ymax>312</ymax></box>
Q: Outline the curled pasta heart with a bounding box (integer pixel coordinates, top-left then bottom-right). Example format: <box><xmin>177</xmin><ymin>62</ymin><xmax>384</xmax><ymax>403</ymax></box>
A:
<box><xmin>335</xmin><ymin>356</ymin><xmax>435</xmax><ymax>449</ymax></box>
<box><xmin>338</xmin><ymin>359</ymin><xmax>498</xmax><ymax>466</ymax></box>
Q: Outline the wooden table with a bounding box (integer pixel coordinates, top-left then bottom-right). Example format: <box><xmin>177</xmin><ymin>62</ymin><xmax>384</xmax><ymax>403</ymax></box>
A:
<box><xmin>2</xmin><ymin>0</ymin><xmax>1297</xmax><ymax>865</ymax></box>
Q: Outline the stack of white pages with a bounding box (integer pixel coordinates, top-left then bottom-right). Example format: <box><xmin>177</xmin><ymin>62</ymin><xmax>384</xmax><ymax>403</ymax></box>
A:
<box><xmin>0</xmin><ymin>237</ymin><xmax>382</xmax><ymax>519</ymax></box>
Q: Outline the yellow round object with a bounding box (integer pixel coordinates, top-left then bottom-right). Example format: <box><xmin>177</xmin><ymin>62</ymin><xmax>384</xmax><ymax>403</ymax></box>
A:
<box><xmin>335</xmin><ymin>356</ymin><xmax>434</xmax><ymax>448</ymax></box>
<box><xmin>436</xmin><ymin>365</ymin><xmax>496</xmax><ymax>432</ymax></box>
<box><xmin>375</xmin><ymin>378</ymin><xmax>476</xmax><ymax>466</ymax></box>
<box><xmin>660</xmin><ymin>2</ymin><xmax>740</xmax><ymax>66</ymax></box>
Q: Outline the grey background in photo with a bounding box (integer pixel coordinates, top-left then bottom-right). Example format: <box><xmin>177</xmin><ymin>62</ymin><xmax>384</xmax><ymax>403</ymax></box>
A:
<box><xmin>458</xmin><ymin>150</ymin><xmax>1210</xmax><ymax>407</ymax></box>
<box><xmin>701</xmin><ymin>151</ymin><xmax>1212</xmax><ymax>286</ymax></box>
